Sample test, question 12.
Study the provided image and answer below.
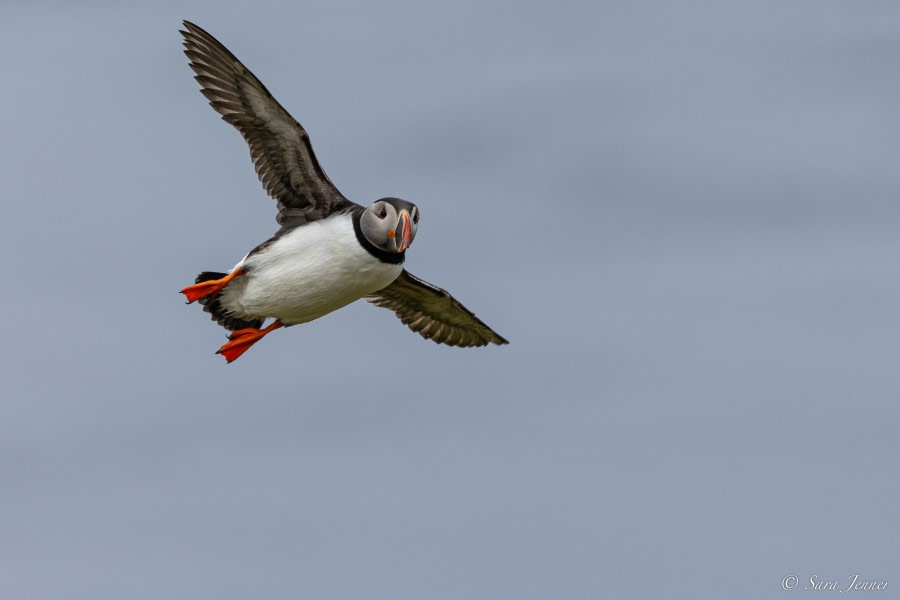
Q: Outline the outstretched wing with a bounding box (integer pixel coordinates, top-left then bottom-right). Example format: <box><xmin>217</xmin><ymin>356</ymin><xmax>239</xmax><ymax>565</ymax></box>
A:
<box><xmin>181</xmin><ymin>21</ymin><xmax>354</xmax><ymax>228</ymax></box>
<box><xmin>367</xmin><ymin>270</ymin><xmax>509</xmax><ymax>347</ymax></box>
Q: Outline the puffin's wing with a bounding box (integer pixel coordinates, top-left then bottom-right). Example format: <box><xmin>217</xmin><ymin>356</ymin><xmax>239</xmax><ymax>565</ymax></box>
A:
<box><xmin>181</xmin><ymin>21</ymin><xmax>354</xmax><ymax>227</ymax></box>
<box><xmin>367</xmin><ymin>270</ymin><xmax>509</xmax><ymax>347</ymax></box>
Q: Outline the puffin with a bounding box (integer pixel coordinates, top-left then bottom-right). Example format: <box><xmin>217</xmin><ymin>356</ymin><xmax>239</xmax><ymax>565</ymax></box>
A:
<box><xmin>179</xmin><ymin>21</ymin><xmax>508</xmax><ymax>362</ymax></box>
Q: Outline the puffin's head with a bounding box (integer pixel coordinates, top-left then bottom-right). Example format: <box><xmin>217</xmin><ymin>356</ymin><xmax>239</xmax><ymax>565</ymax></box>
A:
<box><xmin>360</xmin><ymin>197</ymin><xmax>419</xmax><ymax>253</ymax></box>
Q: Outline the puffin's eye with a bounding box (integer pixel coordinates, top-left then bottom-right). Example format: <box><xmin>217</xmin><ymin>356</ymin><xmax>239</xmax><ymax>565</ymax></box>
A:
<box><xmin>376</xmin><ymin>204</ymin><xmax>387</xmax><ymax>219</ymax></box>
<box><xmin>412</xmin><ymin>208</ymin><xmax>419</xmax><ymax>224</ymax></box>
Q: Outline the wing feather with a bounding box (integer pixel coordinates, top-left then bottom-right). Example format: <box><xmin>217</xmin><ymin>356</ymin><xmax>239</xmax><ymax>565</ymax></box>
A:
<box><xmin>367</xmin><ymin>271</ymin><xmax>509</xmax><ymax>347</ymax></box>
<box><xmin>181</xmin><ymin>21</ymin><xmax>354</xmax><ymax>227</ymax></box>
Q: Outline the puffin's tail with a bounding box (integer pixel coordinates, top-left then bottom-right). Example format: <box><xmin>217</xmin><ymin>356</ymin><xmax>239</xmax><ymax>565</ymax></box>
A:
<box><xmin>187</xmin><ymin>271</ymin><xmax>264</xmax><ymax>332</ymax></box>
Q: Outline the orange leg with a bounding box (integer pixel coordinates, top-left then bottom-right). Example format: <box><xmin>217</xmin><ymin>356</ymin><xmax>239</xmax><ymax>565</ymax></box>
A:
<box><xmin>181</xmin><ymin>268</ymin><xmax>245</xmax><ymax>303</ymax></box>
<box><xmin>216</xmin><ymin>320</ymin><xmax>284</xmax><ymax>363</ymax></box>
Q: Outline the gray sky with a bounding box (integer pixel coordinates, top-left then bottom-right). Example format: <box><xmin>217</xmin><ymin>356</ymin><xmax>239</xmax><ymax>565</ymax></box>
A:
<box><xmin>2</xmin><ymin>2</ymin><xmax>899</xmax><ymax>598</ymax></box>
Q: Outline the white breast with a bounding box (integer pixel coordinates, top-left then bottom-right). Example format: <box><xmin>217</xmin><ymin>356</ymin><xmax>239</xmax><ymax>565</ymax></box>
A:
<box><xmin>219</xmin><ymin>213</ymin><xmax>403</xmax><ymax>325</ymax></box>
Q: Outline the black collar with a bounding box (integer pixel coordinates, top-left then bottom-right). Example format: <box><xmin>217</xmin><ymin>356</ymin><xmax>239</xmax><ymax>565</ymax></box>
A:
<box><xmin>352</xmin><ymin>207</ymin><xmax>406</xmax><ymax>265</ymax></box>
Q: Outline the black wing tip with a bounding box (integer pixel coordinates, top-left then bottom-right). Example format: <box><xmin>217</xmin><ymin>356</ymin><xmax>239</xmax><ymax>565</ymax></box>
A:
<box><xmin>180</xmin><ymin>22</ymin><xmax>206</xmax><ymax>53</ymax></box>
<box><xmin>472</xmin><ymin>332</ymin><xmax>510</xmax><ymax>347</ymax></box>
<box><xmin>181</xmin><ymin>20</ymin><xmax>203</xmax><ymax>34</ymax></box>
<box><xmin>180</xmin><ymin>21</ymin><xmax>224</xmax><ymax>53</ymax></box>
<box><xmin>180</xmin><ymin>21</ymin><xmax>201</xmax><ymax>42</ymax></box>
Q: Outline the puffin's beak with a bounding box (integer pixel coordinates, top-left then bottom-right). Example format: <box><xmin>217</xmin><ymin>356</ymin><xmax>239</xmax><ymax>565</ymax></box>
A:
<box><xmin>397</xmin><ymin>210</ymin><xmax>412</xmax><ymax>252</ymax></box>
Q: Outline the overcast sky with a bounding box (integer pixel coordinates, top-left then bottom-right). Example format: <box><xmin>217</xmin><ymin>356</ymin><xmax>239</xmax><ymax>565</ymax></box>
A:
<box><xmin>2</xmin><ymin>2</ymin><xmax>899</xmax><ymax>598</ymax></box>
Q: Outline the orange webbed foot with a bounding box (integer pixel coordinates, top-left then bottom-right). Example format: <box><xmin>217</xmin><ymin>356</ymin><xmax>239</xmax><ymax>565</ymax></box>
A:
<box><xmin>216</xmin><ymin>320</ymin><xmax>284</xmax><ymax>363</ymax></box>
<box><xmin>181</xmin><ymin>268</ymin><xmax>245</xmax><ymax>303</ymax></box>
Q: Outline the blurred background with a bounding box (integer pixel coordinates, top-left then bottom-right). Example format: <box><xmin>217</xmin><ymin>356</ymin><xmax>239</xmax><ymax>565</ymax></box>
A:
<box><xmin>1</xmin><ymin>1</ymin><xmax>898</xmax><ymax>598</ymax></box>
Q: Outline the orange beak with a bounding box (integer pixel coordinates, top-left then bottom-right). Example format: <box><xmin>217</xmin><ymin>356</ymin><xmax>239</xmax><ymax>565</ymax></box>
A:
<box><xmin>397</xmin><ymin>210</ymin><xmax>412</xmax><ymax>252</ymax></box>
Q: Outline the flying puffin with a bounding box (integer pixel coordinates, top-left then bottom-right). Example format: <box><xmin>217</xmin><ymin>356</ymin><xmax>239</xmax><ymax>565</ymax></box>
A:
<box><xmin>179</xmin><ymin>21</ymin><xmax>508</xmax><ymax>362</ymax></box>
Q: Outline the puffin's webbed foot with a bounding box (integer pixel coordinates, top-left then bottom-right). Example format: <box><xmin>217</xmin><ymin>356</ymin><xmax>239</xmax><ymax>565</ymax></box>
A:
<box><xmin>181</xmin><ymin>268</ymin><xmax>245</xmax><ymax>303</ymax></box>
<box><xmin>216</xmin><ymin>320</ymin><xmax>284</xmax><ymax>363</ymax></box>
